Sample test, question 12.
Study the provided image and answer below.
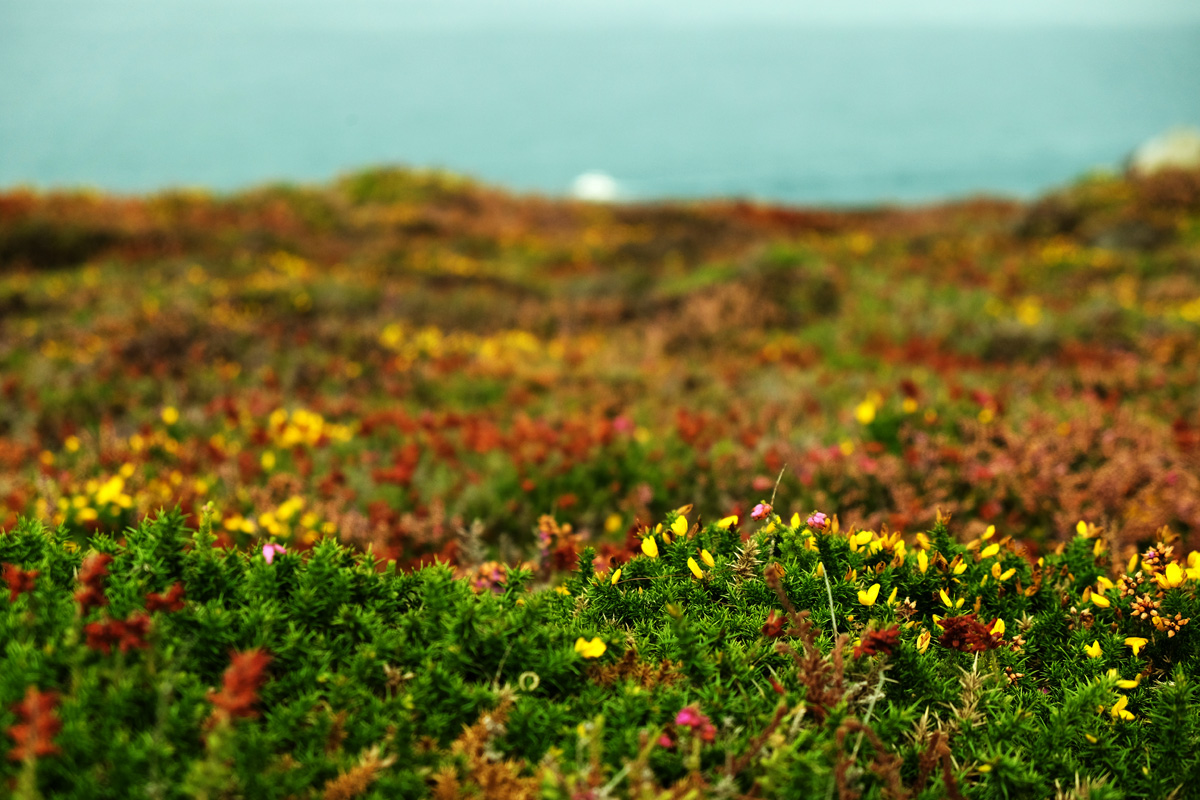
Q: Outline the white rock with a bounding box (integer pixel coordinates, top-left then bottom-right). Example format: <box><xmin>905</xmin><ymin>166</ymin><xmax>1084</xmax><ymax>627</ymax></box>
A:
<box><xmin>570</xmin><ymin>171</ymin><xmax>619</xmax><ymax>202</ymax></box>
<box><xmin>1130</xmin><ymin>127</ymin><xmax>1200</xmax><ymax>175</ymax></box>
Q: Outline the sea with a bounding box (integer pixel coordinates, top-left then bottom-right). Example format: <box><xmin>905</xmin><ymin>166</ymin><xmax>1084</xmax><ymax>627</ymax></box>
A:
<box><xmin>2</xmin><ymin>4</ymin><xmax>1199</xmax><ymax>205</ymax></box>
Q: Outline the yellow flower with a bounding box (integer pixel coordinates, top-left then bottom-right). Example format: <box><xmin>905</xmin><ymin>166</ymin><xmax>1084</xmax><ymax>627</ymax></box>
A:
<box><xmin>916</xmin><ymin>631</ymin><xmax>931</xmax><ymax>653</ymax></box>
<box><xmin>555</xmin><ymin>586</ymin><xmax>571</xmax><ymax>596</ymax></box>
<box><xmin>574</xmin><ymin>637</ymin><xmax>607</xmax><ymax>659</ymax></box>
<box><xmin>999</xmin><ymin>567</ymin><xmax>1015</xmax><ymax>581</ymax></box>
<box><xmin>717</xmin><ymin>515</ymin><xmax>738</xmax><ymax>529</ymax></box>
<box><xmin>1117</xmin><ymin>675</ymin><xmax>1141</xmax><ymax>690</ymax></box>
<box><xmin>790</xmin><ymin>513</ymin><xmax>801</xmax><ymax>528</ymax></box>
<box><xmin>1125</xmin><ymin>637</ymin><xmax>1148</xmax><ymax>657</ymax></box>
<box><xmin>1155</xmin><ymin>562</ymin><xmax>1186</xmax><ymax>590</ymax></box>
<box><xmin>1091</xmin><ymin>593</ymin><xmax>1110</xmax><ymax>608</ymax></box>
<box><xmin>671</xmin><ymin>516</ymin><xmax>688</xmax><ymax>537</ymax></box>
<box><xmin>161</xmin><ymin>406</ymin><xmax>179</xmax><ymax>425</ymax></box>
<box><xmin>855</xmin><ymin>401</ymin><xmax>876</xmax><ymax>425</ymax></box>
<box><xmin>982</xmin><ymin>525</ymin><xmax>995</xmax><ymax>540</ymax></box>
<box><xmin>858</xmin><ymin>583</ymin><xmax>881</xmax><ymax>607</ymax></box>
<box><xmin>1085</xmin><ymin>640</ymin><xmax>1103</xmax><ymax>658</ymax></box>
<box><xmin>641</xmin><ymin>536</ymin><xmax>659</xmax><ymax>559</ymax></box>
<box><xmin>918</xmin><ymin>550</ymin><xmax>929</xmax><ymax>574</ymax></box>
<box><xmin>991</xmin><ymin>618</ymin><xmax>1005</xmax><ymax>637</ymax></box>
<box><xmin>939</xmin><ymin>589</ymin><xmax>953</xmax><ymax>607</ymax></box>
<box><xmin>701</xmin><ymin>549</ymin><xmax>715</xmax><ymax>568</ymax></box>
<box><xmin>980</xmin><ymin>543</ymin><xmax>1000</xmax><ymax>559</ymax></box>
<box><xmin>952</xmin><ymin>562</ymin><xmax>967</xmax><ymax>576</ymax></box>
<box><xmin>688</xmin><ymin>557</ymin><xmax>703</xmax><ymax>579</ymax></box>
<box><xmin>887</xmin><ymin>587</ymin><xmax>898</xmax><ymax>605</ymax></box>
<box><xmin>610</xmin><ymin>568</ymin><xmax>622</xmax><ymax>586</ymax></box>
<box><xmin>1110</xmin><ymin>694</ymin><xmax>1134</xmax><ymax>721</ymax></box>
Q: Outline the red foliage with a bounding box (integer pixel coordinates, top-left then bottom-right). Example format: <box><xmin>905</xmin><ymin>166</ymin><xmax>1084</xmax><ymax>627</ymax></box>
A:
<box><xmin>2</xmin><ymin>563</ymin><xmax>38</xmax><ymax>602</ymax></box>
<box><xmin>84</xmin><ymin>613</ymin><xmax>152</xmax><ymax>654</ymax></box>
<box><xmin>145</xmin><ymin>582</ymin><xmax>186</xmax><ymax>613</ymax></box>
<box><xmin>75</xmin><ymin>552</ymin><xmax>114</xmax><ymax>614</ymax></box>
<box><xmin>208</xmin><ymin>649</ymin><xmax>272</xmax><ymax>723</ymax></box>
<box><xmin>854</xmin><ymin>624</ymin><xmax>901</xmax><ymax>659</ymax></box>
<box><xmin>761</xmin><ymin>609</ymin><xmax>786</xmax><ymax>639</ymax></box>
<box><xmin>6</xmin><ymin>686</ymin><xmax>62</xmax><ymax>761</ymax></box>
<box><xmin>937</xmin><ymin>614</ymin><xmax>998</xmax><ymax>654</ymax></box>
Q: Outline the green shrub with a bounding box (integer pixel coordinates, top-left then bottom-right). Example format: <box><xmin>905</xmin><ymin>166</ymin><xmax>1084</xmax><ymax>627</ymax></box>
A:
<box><xmin>1</xmin><ymin>506</ymin><xmax>1198</xmax><ymax>798</ymax></box>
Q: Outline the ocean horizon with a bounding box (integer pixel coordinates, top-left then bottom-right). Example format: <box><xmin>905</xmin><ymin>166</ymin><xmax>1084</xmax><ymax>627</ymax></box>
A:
<box><xmin>3</xmin><ymin>7</ymin><xmax>1199</xmax><ymax>205</ymax></box>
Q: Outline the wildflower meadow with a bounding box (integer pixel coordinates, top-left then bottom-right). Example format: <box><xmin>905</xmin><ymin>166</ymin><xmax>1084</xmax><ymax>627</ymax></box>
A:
<box><xmin>1</xmin><ymin>166</ymin><xmax>1199</xmax><ymax>797</ymax></box>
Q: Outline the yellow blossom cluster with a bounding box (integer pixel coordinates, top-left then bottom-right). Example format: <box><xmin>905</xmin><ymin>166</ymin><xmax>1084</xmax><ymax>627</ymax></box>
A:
<box><xmin>222</xmin><ymin>495</ymin><xmax>335</xmax><ymax>544</ymax></box>
<box><xmin>377</xmin><ymin>322</ymin><xmax>601</xmax><ymax>374</ymax></box>
<box><xmin>267</xmin><ymin>407</ymin><xmax>353</xmax><ymax>449</ymax></box>
<box><xmin>52</xmin><ymin>472</ymin><xmax>136</xmax><ymax>527</ymax></box>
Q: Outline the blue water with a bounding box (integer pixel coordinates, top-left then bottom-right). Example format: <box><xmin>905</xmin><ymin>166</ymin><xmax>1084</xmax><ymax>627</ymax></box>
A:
<box><xmin>2</xmin><ymin>5</ymin><xmax>1199</xmax><ymax>204</ymax></box>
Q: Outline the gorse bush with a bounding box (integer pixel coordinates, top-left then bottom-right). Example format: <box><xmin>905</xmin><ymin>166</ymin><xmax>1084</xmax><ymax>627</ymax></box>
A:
<box><xmin>3</xmin><ymin>504</ymin><xmax>1199</xmax><ymax>798</ymax></box>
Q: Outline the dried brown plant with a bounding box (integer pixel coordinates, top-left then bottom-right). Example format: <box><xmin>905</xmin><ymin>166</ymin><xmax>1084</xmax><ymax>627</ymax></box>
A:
<box><xmin>588</xmin><ymin>647</ymin><xmax>682</xmax><ymax>689</ymax></box>
<box><xmin>430</xmin><ymin>696</ymin><xmax>539</xmax><ymax>800</ymax></box>
<box><xmin>321</xmin><ymin>745</ymin><xmax>396</xmax><ymax>800</ymax></box>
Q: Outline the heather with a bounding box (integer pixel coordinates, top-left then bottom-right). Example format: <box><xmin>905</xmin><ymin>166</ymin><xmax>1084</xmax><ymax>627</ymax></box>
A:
<box><xmin>2</xmin><ymin>166</ymin><xmax>1200</xmax><ymax>796</ymax></box>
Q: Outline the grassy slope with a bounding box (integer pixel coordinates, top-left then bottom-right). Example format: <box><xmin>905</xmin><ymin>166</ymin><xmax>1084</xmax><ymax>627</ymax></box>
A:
<box><xmin>1</xmin><ymin>164</ymin><xmax>1200</xmax><ymax>796</ymax></box>
<box><xmin>0</xmin><ymin>167</ymin><xmax>1198</xmax><ymax>564</ymax></box>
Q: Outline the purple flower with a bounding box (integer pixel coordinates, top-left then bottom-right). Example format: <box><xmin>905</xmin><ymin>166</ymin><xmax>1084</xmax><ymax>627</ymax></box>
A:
<box><xmin>806</xmin><ymin>511</ymin><xmax>828</xmax><ymax>529</ymax></box>
<box><xmin>262</xmin><ymin>542</ymin><xmax>286</xmax><ymax>565</ymax></box>
<box><xmin>750</xmin><ymin>502</ymin><xmax>772</xmax><ymax>521</ymax></box>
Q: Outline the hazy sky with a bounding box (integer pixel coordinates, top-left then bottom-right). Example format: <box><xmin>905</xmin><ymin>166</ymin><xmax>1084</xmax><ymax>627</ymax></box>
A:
<box><xmin>396</xmin><ymin>0</ymin><xmax>1200</xmax><ymax>26</ymax></box>
<box><xmin>5</xmin><ymin>0</ymin><xmax>1200</xmax><ymax>29</ymax></box>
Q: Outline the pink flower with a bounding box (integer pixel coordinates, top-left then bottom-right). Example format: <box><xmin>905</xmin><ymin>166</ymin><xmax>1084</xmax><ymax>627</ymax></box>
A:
<box><xmin>262</xmin><ymin>543</ymin><xmax>286</xmax><ymax>565</ymax></box>
<box><xmin>673</xmin><ymin>704</ymin><xmax>716</xmax><ymax>742</ymax></box>
<box><xmin>657</xmin><ymin>733</ymin><xmax>675</xmax><ymax>749</ymax></box>
<box><xmin>806</xmin><ymin>511</ymin><xmax>828</xmax><ymax>529</ymax></box>
<box><xmin>675</xmin><ymin>706</ymin><xmax>703</xmax><ymax>727</ymax></box>
<box><xmin>750</xmin><ymin>502</ymin><xmax>772</xmax><ymax>521</ymax></box>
